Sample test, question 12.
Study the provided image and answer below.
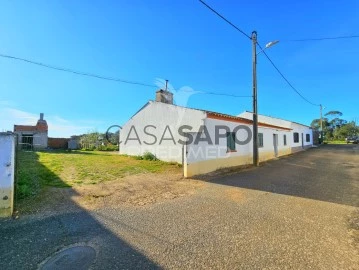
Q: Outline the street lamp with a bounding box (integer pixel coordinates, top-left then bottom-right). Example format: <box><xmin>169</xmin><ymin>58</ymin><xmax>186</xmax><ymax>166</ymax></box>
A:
<box><xmin>256</xmin><ymin>40</ymin><xmax>280</xmax><ymax>55</ymax></box>
<box><xmin>252</xmin><ymin>31</ymin><xmax>279</xmax><ymax>166</ymax></box>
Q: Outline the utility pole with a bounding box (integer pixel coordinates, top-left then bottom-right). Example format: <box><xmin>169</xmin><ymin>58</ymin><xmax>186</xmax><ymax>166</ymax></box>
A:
<box><xmin>252</xmin><ymin>31</ymin><xmax>259</xmax><ymax>166</ymax></box>
<box><xmin>320</xmin><ymin>104</ymin><xmax>323</xmax><ymax>143</ymax></box>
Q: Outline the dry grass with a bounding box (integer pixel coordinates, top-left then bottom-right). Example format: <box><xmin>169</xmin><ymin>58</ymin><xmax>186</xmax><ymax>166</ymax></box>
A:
<box><xmin>16</xmin><ymin>150</ymin><xmax>181</xmax><ymax>198</ymax></box>
<box><xmin>15</xmin><ymin>150</ymin><xmax>204</xmax><ymax>214</ymax></box>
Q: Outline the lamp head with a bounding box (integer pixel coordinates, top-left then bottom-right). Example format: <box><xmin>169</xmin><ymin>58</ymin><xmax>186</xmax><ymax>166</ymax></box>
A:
<box><xmin>265</xmin><ymin>40</ymin><xmax>279</xmax><ymax>48</ymax></box>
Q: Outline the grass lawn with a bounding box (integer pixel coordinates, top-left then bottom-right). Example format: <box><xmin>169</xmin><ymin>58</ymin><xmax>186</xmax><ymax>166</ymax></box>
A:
<box><xmin>16</xmin><ymin>150</ymin><xmax>181</xmax><ymax>200</ymax></box>
<box><xmin>324</xmin><ymin>140</ymin><xmax>347</xmax><ymax>144</ymax></box>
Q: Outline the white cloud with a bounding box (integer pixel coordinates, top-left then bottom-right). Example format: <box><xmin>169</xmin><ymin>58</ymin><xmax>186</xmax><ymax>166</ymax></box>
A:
<box><xmin>0</xmin><ymin>108</ymin><xmax>97</xmax><ymax>137</ymax></box>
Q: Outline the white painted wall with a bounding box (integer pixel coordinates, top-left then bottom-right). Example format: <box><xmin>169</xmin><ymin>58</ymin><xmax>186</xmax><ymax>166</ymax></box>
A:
<box><xmin>290</xmin><ymin>122</ymin><xmax>313</xmax><ymax>150</ymax></box>
<box><xmin>0</xmin><ymin>133</ymin><xmax>15</xmax><ymax>217</ymax></box>
<box><xmin>120</xmin><ymin>101</ymin><xmax>206</xmax><ymax>163</ymax></box>
<box><xmin>238</xmin><ymin>111</ymin><xmax>292</xmax><ymax>128</ymax></box>
<box><xmin>238</xmin><ymin>111</ymin><xmax>313</xmax><ymax>150</ymax></box>
<box><xmin>186</xmin><ymin>117</ymin><xmax>292</xmax><ymax>164</ymax></box>
<box><xmin>186</xmin><ymin>118</ymin><xmax>252</xmax><ymax>163</ymax></box>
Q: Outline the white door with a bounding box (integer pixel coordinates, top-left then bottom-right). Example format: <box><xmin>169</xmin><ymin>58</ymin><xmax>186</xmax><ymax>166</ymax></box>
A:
<box><xmin>273</xmin><ymin>134</ymin><xmax>278</xmax><ymax>157</ymax></box>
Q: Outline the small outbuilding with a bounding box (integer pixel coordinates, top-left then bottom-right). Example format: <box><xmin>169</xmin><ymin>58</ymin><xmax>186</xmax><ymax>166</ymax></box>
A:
<box><xmin>14</xmin><ymin>113</ymin><xmax>48</xmax><ymax>150</ymax></box>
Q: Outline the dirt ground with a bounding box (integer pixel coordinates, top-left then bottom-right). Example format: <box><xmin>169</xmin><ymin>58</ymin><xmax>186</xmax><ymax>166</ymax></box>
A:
<box><xmin>16</xmin><ymin>168</ymin><xmax>204</xmax><ymax>215</ymax></box>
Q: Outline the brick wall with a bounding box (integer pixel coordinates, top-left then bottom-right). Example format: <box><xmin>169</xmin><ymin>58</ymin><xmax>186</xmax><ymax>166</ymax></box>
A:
<box><xmin>48</xmin><ymin>138</ymin><xmax>69</xmax><ymax>149</ymax></box>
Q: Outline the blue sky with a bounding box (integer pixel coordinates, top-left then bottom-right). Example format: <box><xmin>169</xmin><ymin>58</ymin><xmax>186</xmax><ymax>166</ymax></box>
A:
<box><xmin>1</xmin><ymin>0</ymin><xmax>358</xmax><ymax>137</ymax></box>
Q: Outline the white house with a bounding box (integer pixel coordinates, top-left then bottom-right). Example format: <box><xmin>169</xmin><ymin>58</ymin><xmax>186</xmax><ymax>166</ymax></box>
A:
<box><xmin>120</xmin><ymin>90</ymin><xmax>313</xmax><ymax>177</ymax></box>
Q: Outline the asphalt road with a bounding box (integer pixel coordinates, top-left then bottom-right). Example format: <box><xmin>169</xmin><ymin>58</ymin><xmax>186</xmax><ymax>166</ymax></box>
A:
<box><xmin>1</xmin><ymin>144</ymin><xmax>358</xmax><ymax>269</ymax></box>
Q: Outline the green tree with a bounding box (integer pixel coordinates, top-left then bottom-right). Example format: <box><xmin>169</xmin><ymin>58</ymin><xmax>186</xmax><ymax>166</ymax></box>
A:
<box><xmin>80</xmin><ymin>130</ymin><xmax>103</xmax><ymax>149</ymax></box>
<box><xmin>310</xmin><ymin>110</ymin><xmax>359</xmax><ymax>141</ymax></box>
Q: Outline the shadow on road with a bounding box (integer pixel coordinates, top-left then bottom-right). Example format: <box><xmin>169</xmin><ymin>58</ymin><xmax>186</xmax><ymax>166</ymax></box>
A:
<box><xmin>200</xmin><ymin>145</ymin><xmax>359</xmax><ymax>207</ymax></box>
<box><xmin>0</xmin><ymin>151</ymin><xmax>159</xmax><ymax>269</ymax></box>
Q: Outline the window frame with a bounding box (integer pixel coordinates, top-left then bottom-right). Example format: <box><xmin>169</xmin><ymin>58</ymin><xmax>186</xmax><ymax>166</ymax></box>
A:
<box><xmin>293</xmin><ymin>132</ymin><xmax>299</xmax><ymax>143</ymax></box>
<box><xmin>306</xmin><ymin>134</ymin><xmax>310</xmax><ymax>142</ymax></box>
<box><xmin>258</xmin><ymin>133</ymin><xmax>264</xmax><ymax>148</ymax></box>
<box><xmin>226</xmin><ymin>132</ymin><xmax>236</xmax><ymax>152</ymax></box>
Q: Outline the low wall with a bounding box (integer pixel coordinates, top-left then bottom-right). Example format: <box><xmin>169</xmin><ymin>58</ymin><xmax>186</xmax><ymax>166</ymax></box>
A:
<box><xmin>48</xmin><ymin>137</ymin><xmax>70</xmax><ymax>149</ymax></box>
<box><xmin>0</xmin><ymin>133</ymin><xmax>15</xmax><ymax>217</ymax></box>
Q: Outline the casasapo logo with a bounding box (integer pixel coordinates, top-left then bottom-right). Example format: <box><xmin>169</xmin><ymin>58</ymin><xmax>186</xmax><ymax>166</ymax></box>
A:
<box><xmin>106</xmin><ymin>124</ymin><xmax>252</xmax><ymax>146</ymax></box>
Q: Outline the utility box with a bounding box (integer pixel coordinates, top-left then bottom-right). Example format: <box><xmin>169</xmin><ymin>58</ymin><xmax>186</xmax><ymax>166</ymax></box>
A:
<box><xmin>0</xmin><ymin>133</ymin><xmax>16</xmax><ymax>217</ymax></box>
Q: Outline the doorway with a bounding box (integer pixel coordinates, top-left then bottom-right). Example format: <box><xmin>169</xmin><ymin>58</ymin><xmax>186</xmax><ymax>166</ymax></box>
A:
<box><xmin>21</xmin><ymin>134</ymin><xmax>33</xmax><ymax>151</ymax></box>
<box><xmin>273</xmin><ymin>134</ymin><xmax>278</xmax><ymax>157</ymax></box>
<box><xmin>301</xmin><ymin>133</ymin><xmax>304</xmax><ymax>148</ymax></box>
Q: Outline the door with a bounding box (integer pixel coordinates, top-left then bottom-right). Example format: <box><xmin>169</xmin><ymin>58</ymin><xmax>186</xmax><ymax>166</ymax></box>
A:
<box><xmin>273</xmin><ymin>134</ymin><xmax>278</xmax><ymax>157</ymax></box>
<box><xmin>301</xmin><ymin>133</ymin><xmax>304</xmax><ymax>148</ymax></box>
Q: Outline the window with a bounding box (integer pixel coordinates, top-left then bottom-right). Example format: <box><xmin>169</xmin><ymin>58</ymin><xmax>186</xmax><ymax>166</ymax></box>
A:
<box><xmin>226</xmin><ymin>132</ymin><xmax>236</xmax><ymax>151</ymax></box>
<box><xmin>283</xmin><ymin>134</ymin><xmax>287</xmax><ymax>146</ymax></box>
<box><xmin>258</xmin><ymin>133</ymin><xmax>264</xmax><ymax>148</ymax></box>
<box><xmin>306</xmin><ymin>134</ymin><xmax>310</xmax><ymax>142</ymax></box>
<box><xmin>293</xmin><ymin>132</ymin><xmax>299</xmax><ymax>143</ymax></box>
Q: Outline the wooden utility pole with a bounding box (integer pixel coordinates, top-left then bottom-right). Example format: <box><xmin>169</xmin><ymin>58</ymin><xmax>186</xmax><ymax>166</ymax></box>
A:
<box><xmin>252</xmin><ymin>31</ymin><xmax>259</xmax><ymax>166</ymax></box>
<box><xmin>320</xmin><ymin>104</ymin><xmax>323</xmax><ymax>143</ymax></box>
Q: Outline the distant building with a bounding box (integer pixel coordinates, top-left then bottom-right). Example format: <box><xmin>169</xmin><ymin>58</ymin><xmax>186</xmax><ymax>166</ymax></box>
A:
<box><xmin>68</xmin><ymin>135</ymin><xmax>81</xmax><ymax>150</ymax></box>
<box><xmin>14</xmin><ymin>113</ymin><xmax>48</xmax><ymax>150</ymax></box>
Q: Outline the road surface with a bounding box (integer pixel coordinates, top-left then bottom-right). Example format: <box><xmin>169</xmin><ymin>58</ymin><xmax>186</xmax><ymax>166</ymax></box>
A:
<box><xmin>1</xmin><ymin>144</ymin><xmax>358</xmax><ymax>269</ymax></box>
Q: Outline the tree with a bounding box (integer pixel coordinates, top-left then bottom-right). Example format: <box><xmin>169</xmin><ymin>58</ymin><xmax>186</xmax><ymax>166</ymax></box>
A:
<box><xmin>79</xmin><ymin>130</ymin><xmax>103</xmax><ymax>149</ymax></box>
<box><xmin>310</xmin><ymin>118</ymin><xmax>329</xmax><ymax>131</ymax></box>
<box><xmin>310</xmin><ymin>110</ymin><xmax>358</xmax><ymax>141</ymax></box>
<box><xmin>324</xmin><ymin>111</ymin><xmax>343</xmax><ymax>117</ymax></box>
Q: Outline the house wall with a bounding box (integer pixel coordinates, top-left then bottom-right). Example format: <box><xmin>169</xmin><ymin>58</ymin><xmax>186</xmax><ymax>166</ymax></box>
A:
<box><xmin>184</xmin><ymin>118</ymin><xmax>292</xmax><ymax>177</ymax></box>
<box><xmin>33</xmin><ymin>132</ymin><xmax>48</xmax><ymax>149</ymax></box>
<box><xmin>119</xmin><ymin>101</ymin><xmax>206</xmax><ymax>163</ymax></box>
<box><xmin>238</xmin><ymin>112</ymin><xmax>313</xmax><ymax>153</ymax></box>
<box><xmin>290</xmin><ymin>123</ymin><xmax>313</xmax><ymax>153</ymax></box>
<box><xmin>0</xmin><ymin>133</ymin><xmax>15</xmax><ymax>217</ymax></box>
<box><xmin>15</xmin><ymin>131</ymin><xmax>48</xmax><ymax>150</ymax></box>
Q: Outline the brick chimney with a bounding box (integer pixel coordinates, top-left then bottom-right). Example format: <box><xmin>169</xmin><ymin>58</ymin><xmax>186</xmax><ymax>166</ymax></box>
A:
<box><xmin>36</xmin><ymin>113</ymin><xmax>48</xmax><ymax>132</ymax></box>
<box><xmin>155</xmin><ymin>89</ymin><xmax>173</xmax><ymax>104</ymax></box>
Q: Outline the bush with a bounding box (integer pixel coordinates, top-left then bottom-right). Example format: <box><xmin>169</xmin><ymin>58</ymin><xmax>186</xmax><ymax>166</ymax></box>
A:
<box><xmin>142</xmin><ymin>151</ymin><xmax>158</xmax><ymax>161</ymax></box>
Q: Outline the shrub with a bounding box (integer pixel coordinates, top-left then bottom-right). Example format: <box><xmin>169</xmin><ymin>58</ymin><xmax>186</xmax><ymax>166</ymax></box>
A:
<box><xmin>142</xmin><ymin>151</ymin><xmax>158</xmax><ymax>161</ymax></box>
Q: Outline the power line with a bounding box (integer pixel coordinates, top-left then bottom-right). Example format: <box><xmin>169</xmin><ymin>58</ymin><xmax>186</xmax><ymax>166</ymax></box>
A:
<box><xmin>284</xmin><ymin>35</ymin><xmax>359</xmax><ymax>42</ymax></box>
<box><xmin>204</xmin><ymin>92</ymin><xmax>251</xmax><ymax>98</ymax></box>
<box><xmin>0</xmin><ymin>53</ymin><xmax>156</xmax><ymax>88</ymax></box>
<box><xmin>257</xmin><ymin>43</ymin><xmax>320</xmax><ymax>107</ymax></box>
<box><xmin>0</xmin><ymin>52</ymin><xmax>250</xmax><ymax>99</ymax></box>
<box><xmin>198</xmin><ymin>0</ymin><xmax>251</xmax><ymax>40</ymax></box>
<box><xmin>198</xmin><ymin>0</ymin><xmax>320</xmax><ymax>107</ymax></box>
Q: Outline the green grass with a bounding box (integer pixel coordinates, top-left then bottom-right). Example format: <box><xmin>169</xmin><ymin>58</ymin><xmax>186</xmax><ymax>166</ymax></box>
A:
<box><xmin>16</xmin><ymin>150</ymin><xmax>180</xmax><ymax>199</ymax></box>
<box><xmin>324</xmin><ymin>140</ymin><xmax>347</xmax><ymax>144</ymax></box>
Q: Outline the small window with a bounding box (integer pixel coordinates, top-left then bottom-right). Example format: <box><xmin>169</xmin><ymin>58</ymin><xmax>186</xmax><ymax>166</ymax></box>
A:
<box><xmin>226</xmin><ymin>132</ymin><xmax>236</xmax><ymax>151</ymax></box>
<box><xmin>283</xmin><ymin>134</ymin><xmax>287</xmax><ymax>146</ymax></box>
<box><xmin>293</xmin><ymin>132</ymin><xmax>299</xmax><ymax>143</ymax></box>
<box><xmin>306</xmin><ymin>134</ymin><xmax>310</xmax><ymax>142</ymax></box>
<box><xmin>258</xmin><ymin>133</ymin><xmax>264</xmax><ymax>148</ymax></box>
